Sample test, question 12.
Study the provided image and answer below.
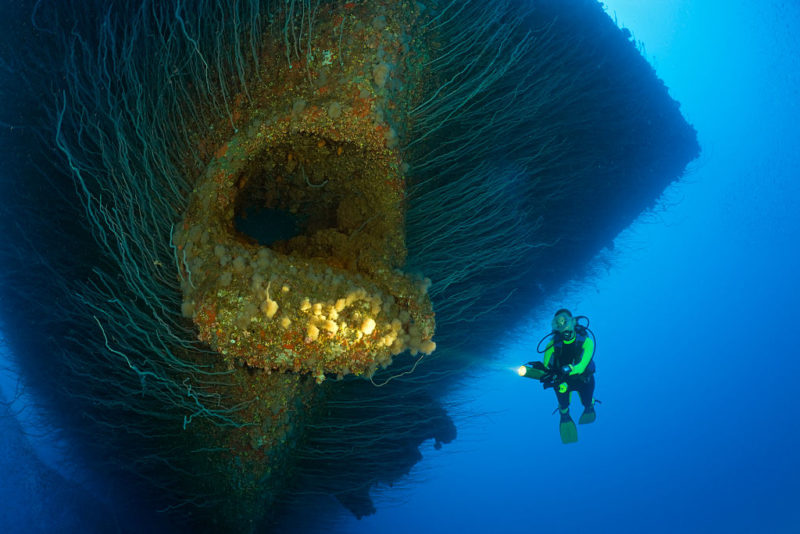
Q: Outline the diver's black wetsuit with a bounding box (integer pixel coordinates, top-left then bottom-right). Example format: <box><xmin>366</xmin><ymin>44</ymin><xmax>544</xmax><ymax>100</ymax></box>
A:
<box><xmin>555</xmin><ymin>371</ymin><xmax>595</xmax><ymax>409</ymax></box>
<box><xmin>545</xmin><ymin>332</ymin><xmax>595</xmax><ymax>410</ymax></box>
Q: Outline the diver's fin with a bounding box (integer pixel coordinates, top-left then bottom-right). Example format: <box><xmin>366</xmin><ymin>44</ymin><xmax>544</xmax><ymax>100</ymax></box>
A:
<box><xmin>578</xmin><ymin>404</ymin><xmax>596</xmax><ymax>425</ymax></box>
<box><xmin>559</xmin><ymin>413</ymin><xmax>578</xmax><ymax>444</ymax></box>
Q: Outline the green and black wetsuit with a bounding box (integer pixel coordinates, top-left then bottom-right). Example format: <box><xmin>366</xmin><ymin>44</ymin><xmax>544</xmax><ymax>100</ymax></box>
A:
<box><xmin>543</xmin><ymin>329</ymin><xmax>596</xmax><ymax>410</ymax></box>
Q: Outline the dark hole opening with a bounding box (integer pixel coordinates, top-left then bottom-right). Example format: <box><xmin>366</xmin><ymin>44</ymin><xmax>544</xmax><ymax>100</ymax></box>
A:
<box><xmin>231</xmin><ymin>136</ymin><xmax>349</xmax><ymax>250</ymax></box>
<box><xmin>233</xmin><ymin>205</ymin><xmax>307</xmax><ymax>247</ymax></box>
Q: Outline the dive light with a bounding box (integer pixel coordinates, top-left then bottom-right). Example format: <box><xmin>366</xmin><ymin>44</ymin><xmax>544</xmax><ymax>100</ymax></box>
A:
<box><xmin>517</xmin><ymin>362</ymin><xmax>547</xmax><ymax>380</ymax></box>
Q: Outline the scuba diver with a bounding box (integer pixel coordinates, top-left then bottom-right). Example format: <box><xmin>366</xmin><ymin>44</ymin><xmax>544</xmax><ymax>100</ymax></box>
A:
<box><xmin>518</xmin><ymin>308</ymin><xmax>597</xmax><ymax>444</ymax></box>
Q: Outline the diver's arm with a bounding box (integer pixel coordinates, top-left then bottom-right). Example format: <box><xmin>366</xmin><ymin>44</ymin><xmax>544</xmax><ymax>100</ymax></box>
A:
<box><xmin>569</xmin><ymin>337</ymin><xmax>595</xmax><ymax>375</ymax></box>
<box><xmin>543</xmin><ymin>342</ymin><xmax>554</xmax><ymax>368</ymax></box>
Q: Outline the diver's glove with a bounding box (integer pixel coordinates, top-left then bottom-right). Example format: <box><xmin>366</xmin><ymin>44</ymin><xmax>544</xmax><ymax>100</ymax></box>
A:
<box><xmin>548</xmin><ymin>366</ymin><xmax>570</xmax><ymax>381</ymax></box>
<box><xmin>540</xmin><ymin>367</ymin><xmax>565</xmax><ymax>390</ymax></box>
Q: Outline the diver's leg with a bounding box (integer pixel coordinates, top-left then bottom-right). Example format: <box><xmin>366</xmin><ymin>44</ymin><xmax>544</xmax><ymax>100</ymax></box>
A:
<box><xmin>555</xmin><ymin>388</ymin><xmax>570</xmax><ymax>412</ymax></box>
<box><xmin>578</xmin><ymin>375</ymin><xmax>596</xmax><ymax>424</ymax></box>
<box><xmin>555</xmin><ymin>388</ymin><xmax>577</xmax><ymax>444</ymax></box>
<box><xmin>577</xmin><ymin>375</ymin><xmax>595</xmax><ymax>407</ymax></box>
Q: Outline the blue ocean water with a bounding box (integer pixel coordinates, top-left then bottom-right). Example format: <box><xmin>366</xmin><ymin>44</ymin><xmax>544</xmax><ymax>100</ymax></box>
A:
<box><xmin>1</xmin><ymin>1</ymin><xmax>798</xmax><ymax>533</ymax></box>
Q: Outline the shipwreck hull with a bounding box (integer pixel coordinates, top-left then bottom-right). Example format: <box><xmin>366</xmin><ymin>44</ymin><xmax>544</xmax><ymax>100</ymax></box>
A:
<box><xmin>0</xmin><ymin>1</ymin><xmax>698</xmax><ymax>532</ymax></box>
